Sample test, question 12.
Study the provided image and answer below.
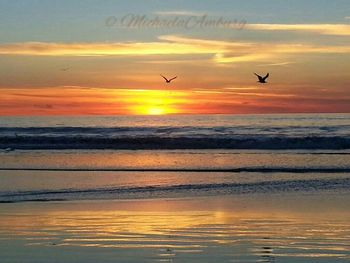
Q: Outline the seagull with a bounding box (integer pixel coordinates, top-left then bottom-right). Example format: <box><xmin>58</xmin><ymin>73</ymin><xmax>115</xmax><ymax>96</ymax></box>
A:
<box><xmin>61</xmin><ymin>67</ymin><xmax>70</xmax><ymax>72</ymax></box>
<box><xmin>254</xmin><ymin>73</ymin><xmax>269</xmax><ymax>83</ymax></box>
<box><xmin>161</xmin><ymin>75</ymin><xmax>177</xmax><ymax>83</ymax></box>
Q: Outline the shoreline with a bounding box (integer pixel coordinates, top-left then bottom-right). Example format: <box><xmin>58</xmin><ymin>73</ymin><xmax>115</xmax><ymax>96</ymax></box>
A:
<box><xmin>1</xmin><ymin>192</ymin><xmax>350</xmax><ymax>262</ymax></box>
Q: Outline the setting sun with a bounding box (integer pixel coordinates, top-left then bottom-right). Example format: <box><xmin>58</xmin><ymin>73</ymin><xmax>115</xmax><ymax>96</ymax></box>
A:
<box><xmin>147</xmin><ymin>107</ymin><xmax>165</xmax><ymax>115</ymax></box>
<box><xmin>124</xmin><ymin>89</ymin><xmax>187</xmax><ymax>115</ymax></box>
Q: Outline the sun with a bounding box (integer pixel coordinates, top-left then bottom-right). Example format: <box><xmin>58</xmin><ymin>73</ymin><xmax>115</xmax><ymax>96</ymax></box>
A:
<box><xmin>125</xmin><ymin>89</ymin><xmax>184</xmax><ymax>115</ymax></box>
<box><xmin>107</xmin><ymin>88</ymin><xmax>189</xmax><ymax>115</ymax></box>
<box><xmin>134</xmin><ymin>104</ymin><xmax>170</xmax><ymax>115</ymax></box>
<box><xmin>147</xmin><ymin>107</ymin><xmax>165</xmax><ymax>115</ymax></box>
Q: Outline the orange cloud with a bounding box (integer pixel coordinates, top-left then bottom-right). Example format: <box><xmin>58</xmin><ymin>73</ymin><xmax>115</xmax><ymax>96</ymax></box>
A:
<box><xmin>1</xmin><ymin>85</ymin><xmax>349</xmax><ymax>115</ymax></box>
<box><xmin>0</xmin><ymin>87</ymin><xmax>190</xmax><ymax>115</ymax></box>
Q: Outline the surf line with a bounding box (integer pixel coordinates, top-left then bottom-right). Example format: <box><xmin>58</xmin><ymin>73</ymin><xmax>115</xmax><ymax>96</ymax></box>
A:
<box><xmin>0</xmin><ymin>167</ymin><xmax>350</xmax><ymax>173</ymax></box>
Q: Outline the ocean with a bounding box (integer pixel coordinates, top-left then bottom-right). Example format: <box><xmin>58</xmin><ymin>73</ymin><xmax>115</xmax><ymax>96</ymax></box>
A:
<box><xmin>1</xmin><ymin>114</ymin><xmax>350</xmax><ymax>262</ymax></box>
<box><xmin>0</xmin><ymin>114</ymin><xmax>349</xmax><ymax>203</ymax></box>
<box><xmin>1</xmin><ymin>114</ymin><xmax>350</xmax><ymax>150</ymax></box>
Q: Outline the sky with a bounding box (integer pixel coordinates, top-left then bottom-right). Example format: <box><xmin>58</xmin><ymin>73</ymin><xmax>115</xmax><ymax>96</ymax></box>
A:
<box><xmin>0</xmin><ymin>0</ymin><xmax>349</xmax><ymax>115</ymax></box>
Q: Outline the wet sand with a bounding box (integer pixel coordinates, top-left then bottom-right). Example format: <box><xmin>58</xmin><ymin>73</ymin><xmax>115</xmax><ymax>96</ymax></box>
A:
<box><xmin>0</xmin><ymin>192</ymin><xmax>349</xmax><ymax>263</ymax></box>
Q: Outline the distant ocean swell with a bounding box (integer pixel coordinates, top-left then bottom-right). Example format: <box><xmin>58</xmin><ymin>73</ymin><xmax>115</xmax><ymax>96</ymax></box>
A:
<box><xmin>1</xmin><ymin>167</ymin><xmax>350</xmax><ymax>173</ymax></box>
<box><xmin>1</xmin><ymin>127</ymin><xmax>350</xmax><ymax>150</ymax></box>
<box><xmin>1</xmin><ymin>177</ymin><xmax>349</xmax><ymax>203</ymax></box>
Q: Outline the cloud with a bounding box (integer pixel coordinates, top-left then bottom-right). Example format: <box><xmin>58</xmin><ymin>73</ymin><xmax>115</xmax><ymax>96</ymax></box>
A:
<box><xmin>154</xmin><ymin>10</ymin><xmax>205</xmax><ymax>16</ymax></box>
<box><xmin>1</xmin><ymin>35</ymin><xmax>350</xmax><ymax>66</ymax></box>
<box><xmin>33</xmin><ymin>104</ymin><xmax>54</xmax><ymax>109</ymax></box>
<box><xmin>0</xmin><ymin>36</ymin><xmax>250</xmax><ymax>58</ymax></box>
<box><xmin>158</xmin><ymin>35</ymin><xmax>253</xmax><ymax>48</ymax></box>
<box><xmin>214</xmin><ymin>53</ymin><xmax>272</xmax><ymax>63</ymax></box>
<box><xmin>258</xmin><ymin>61</ymin><xmax>296</xmax><ymax>67</ymax></box>
<box><xmin>246</xmin><ymin>23</ymin><xmax>350</xmax><ymax>36</ymax></box>
<box><xmin>193</xmin><ymin>89</ymin><xmax>297</xmax><ymax>98</ymax></box>
<box><xmin>0</xmin><ymin>41</ymin><xmax>217</xmax><ymax>56</ymax></box>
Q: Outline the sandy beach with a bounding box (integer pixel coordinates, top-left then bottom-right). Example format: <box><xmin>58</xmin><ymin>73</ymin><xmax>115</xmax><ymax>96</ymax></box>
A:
<box><xmin>1</xmin><ymin>191</ymin><xmax>350</xmax><ymax>263</ymax></box>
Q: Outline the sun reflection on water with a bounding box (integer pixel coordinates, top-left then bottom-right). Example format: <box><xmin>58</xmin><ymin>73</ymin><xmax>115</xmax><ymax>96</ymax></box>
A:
<box><xmin>0</xmin><ymin>204</ymin><xmax>349</xmax><ymax>262</ymax></box>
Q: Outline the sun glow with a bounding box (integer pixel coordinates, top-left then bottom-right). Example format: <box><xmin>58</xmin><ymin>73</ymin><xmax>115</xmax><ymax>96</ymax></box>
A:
<box><xmin>147</xmin><ymin>107</ymin><xmax>165</xmax><ymax>115</ymax></box>
<box><xmin>121</xmin><ymin>89</ymin><xmax>187</xmax><ymax>115</ymax></box>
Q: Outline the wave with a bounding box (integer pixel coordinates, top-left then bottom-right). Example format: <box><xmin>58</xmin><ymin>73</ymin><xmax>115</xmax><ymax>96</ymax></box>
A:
<box><xmin>1</xmin><ymin>135</ymin><xmax>350</xmax><ymax>150</ymax></box>
<box><xmin>1</xmin><ymin>167</ymin><xmax>350</xmax><ymax>173</ymax></box>
<box><xmin>1</xmin><ymin>127</ymin><xmax>350</xmax><ymax>150</ymax></box>
<box><xmin>1</xmin><ymin>126</ymin><xmax>350</xmax><ymax>150</ymax></box>
<box><xmin>1</xmin><ymin>177</ymin><xmax>349</xmax><ymax>203</ymax></box>
<box><xmin>2</xmin><ymin>125</ymin><xmax>350</xmax><ymax>136</ymax></box>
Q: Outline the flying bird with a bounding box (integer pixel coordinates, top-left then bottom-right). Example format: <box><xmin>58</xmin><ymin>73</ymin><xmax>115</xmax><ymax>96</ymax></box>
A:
<box><xmin>161</xmin><ymin>75</ymin><xmax>177</xmax><ymax>83</ymax></box>
<box><xmin>61</xmin><ymin>67</ymin><xmax>70</xmax><ymax>72</ymax></box>
<box><xmin>254</xmin><ymin>73</ymin><xmax>269</xmax><ymax>83</ymax></box>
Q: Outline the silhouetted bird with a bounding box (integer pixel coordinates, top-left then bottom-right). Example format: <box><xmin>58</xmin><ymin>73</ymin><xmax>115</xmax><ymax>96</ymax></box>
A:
<box><xmin>161</xmin><ymin>75</ymin><xmax>177</xmax><ymax>83</ymax></box>
<box><xmin>254</xmin><ymin>73</ymin><xmax>270</xmax><ymax>83</ymax></box>
<box><xmin>61</xmin><ymin>67</ymin><xmax>70</xmax><ymax>72</ymax></box>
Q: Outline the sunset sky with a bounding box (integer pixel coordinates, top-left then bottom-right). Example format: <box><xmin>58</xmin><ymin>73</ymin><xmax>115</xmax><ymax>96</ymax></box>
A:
<box><xmin>0</xmin><ymin>0</ymin><xmax>349</xmax><ymax>115</ymax></box>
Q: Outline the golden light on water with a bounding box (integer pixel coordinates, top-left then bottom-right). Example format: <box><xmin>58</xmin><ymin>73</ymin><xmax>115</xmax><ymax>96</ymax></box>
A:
<box><xmin>2</xmin><ymin>202</ymin><xmax>349</xmax><ymax>257</ymax></box>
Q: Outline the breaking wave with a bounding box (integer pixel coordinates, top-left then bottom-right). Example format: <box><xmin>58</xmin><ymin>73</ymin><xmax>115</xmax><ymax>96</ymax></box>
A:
<box><xmin>1</xmin><ymin>177</ymin><xmax>349</xmax><ymax>203</ymax></box>
<box><xmin>1</xmin><ymin>126</ymin><xmax>350</xmax><ymax>150</ymax></box>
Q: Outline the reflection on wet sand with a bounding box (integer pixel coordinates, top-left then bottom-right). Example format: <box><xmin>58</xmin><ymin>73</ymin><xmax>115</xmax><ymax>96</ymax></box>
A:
<box><xmin>0</xmin><ymin>199</ymin><xmax>349</xmax><ymax>263</ymax></box>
